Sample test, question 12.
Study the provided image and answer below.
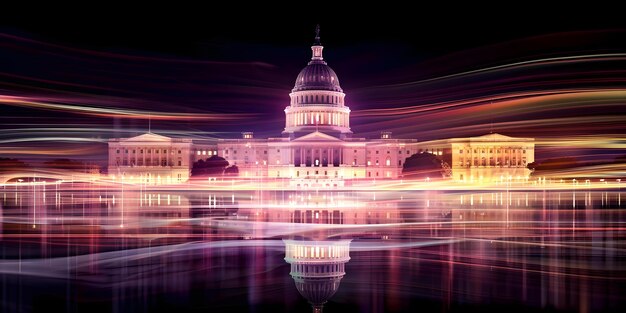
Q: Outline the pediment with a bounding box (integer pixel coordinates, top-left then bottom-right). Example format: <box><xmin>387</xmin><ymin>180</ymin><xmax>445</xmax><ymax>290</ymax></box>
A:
<box><xmin>123</xmin><ymin>132</ymin><xmax>172</xmax><ymax>142</ymax></box>
<box><xmin>470</xmin><ymin>133</ymin><xmax>522</xmax><ymax>141</ymax></box>
<box><xmin>292</xmin><ymin>131</ymin><xmax>343</xmax><ymax>142</ymax></box>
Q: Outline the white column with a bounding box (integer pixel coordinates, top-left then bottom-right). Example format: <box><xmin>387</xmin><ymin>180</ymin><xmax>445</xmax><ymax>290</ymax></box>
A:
<box><xmin>319</xmin><ymin>148</ymin><xmax>324</xmax><ymax>167</ymax></box>
<box><xmin>339</xmin><ymin>148</ymin><xmax>342</xmax><ymax>165</ymax></box>
<box><xmin>330</xmin><ymin>148</ymin><xmax>334</xmax><ymax>166</ymax></box>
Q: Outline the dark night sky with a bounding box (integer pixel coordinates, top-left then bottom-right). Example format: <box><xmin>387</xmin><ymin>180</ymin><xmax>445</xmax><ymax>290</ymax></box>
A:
<box><xmin>1</xmin><ymin>7</ymin><xmax>626</xmax><ymax>163</ymax></box>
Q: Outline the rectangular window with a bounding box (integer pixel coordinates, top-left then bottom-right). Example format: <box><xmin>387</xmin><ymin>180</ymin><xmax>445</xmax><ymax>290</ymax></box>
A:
<box><xmin>178</xmin><ymin>161</ymin><xmax>182</xmax><ymax>166</ymax></box>
<box><xmin>178</xmin><ymin>150</ymin><xmax>181</xmax><ymax>154</ymax></box>
<box><xmin>116</xmin><ymin>149</ymin><xmax>120</xmax><ymax>154</ymax></box>
<box><xmin>459</xmin><ymin>150</ymin><xmax>463</xmax><ymax>154</ymax></box>
<box><xmin>376</xmin><ymin>151</ymin><xmax>379</xmax><ymax>154</ymax></box>
<box><xmin>163</xmin><ymin>150</ymin><xmax>167</xmax><ymax>153</ymax></box>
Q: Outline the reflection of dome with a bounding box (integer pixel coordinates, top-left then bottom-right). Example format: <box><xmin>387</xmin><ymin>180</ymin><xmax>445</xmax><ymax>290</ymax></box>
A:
<box><xmin>293</xmin><ymin>62</ymin><xmax>342</xmax><ymax>93</ymax></box>
<box><xmin>284</xmin><ymin>239</ymin><xmax>351</xmax><ymax>312</ymax></box>
<box><xmin>294</xmin><ymin>277</ymin><xmax>342</xmax><ymax>311</ymax></box>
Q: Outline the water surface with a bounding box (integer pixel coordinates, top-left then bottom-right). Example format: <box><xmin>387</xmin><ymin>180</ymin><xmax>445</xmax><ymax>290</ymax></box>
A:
<box><xmin>1</xmin><ymin>185</ymin><xmax>624</xmax><ymax>312</ymax></box>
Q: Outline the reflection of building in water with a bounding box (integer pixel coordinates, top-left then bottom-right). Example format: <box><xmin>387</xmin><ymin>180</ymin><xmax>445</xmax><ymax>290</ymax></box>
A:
<box><xmin>103</xmin><ymin>191</ymin><xmax>191</xmax><ymax>229</ymax></box>
<box><xmin>188</xmin><ymin>193</ymin><xmax>239</xmax><ymax>219</ymax></box>
<box><xmin>240</xmin><ymin>191</ymin><xmax>401</xmax><ymax>225</ymax></box>
<box><xmin>284</xmin><ymin>239</ymin><xmax>351</xmax><ymax>313</ymax></box>
<box><xmin>104</xmin><ymin>192</ymin><xmax>235</xmax><ymax>229</ymax></box>
<box><xmin>416</xmin><ymin>133</ymin><xmax>535</xmax><ymax>183</ymax></box>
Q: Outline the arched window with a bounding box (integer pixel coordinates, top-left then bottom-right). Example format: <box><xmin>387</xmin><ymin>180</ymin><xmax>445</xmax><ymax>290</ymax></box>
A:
<box><xmin>386</xmin><ymin>157</ymin><xmax>391</xmax><ymax>166</ymax></box>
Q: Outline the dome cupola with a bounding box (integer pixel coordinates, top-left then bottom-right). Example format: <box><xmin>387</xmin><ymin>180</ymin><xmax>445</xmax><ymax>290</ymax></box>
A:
<box><xmin>292</xmin><ymin>25</ymin><xmax>342</xmax><ymax>93</ymax></box>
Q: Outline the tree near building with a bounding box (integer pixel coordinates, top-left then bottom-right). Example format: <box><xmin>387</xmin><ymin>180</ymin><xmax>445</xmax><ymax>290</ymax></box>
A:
<box><xmin>402</xmin><ymin>153</ymin><xmax>446</xmax><ymax>180</ymax></box>
<box><xmin>0</xmin><ymin>158</ymin><xmax>29</xmax><ymax>172</ymax></box>
<box><xmin>224</xmin><ymin>165</ymin><xmax>239</xmax><ymax>176</ymax></box>
<box><xmin>43</xmin><ymin>158</ymin><xmax>100</xmax><ymax>174</ymax></box>
<box><xmin>527</xmin><ymin>157</ymin><xmax>579</xmax><ymax>177</ymax></box>
<box><xmin>191</xmin><ymin>155</ymin><xmax>229</xmax><ymax>176</ymax></box>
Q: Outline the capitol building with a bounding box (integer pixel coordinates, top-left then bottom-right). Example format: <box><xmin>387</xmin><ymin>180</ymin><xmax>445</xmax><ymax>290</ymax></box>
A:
<box><xmin>107</xmin><ymin>28</ymin><xmax>534</xmax><ymax>185</ymax></box>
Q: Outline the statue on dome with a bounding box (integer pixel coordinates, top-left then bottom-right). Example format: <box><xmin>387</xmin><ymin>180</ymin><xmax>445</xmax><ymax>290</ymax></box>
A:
<box><xmin>314</xmin><ymin>24</ymin><xmax>321</xmax><ymax>45</ymax></box>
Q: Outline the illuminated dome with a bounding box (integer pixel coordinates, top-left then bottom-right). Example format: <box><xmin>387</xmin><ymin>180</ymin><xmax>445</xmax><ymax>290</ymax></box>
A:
<box><xmin>283</xmin><ymin>25</ymin><xmax>352</xmax><ymax>138</ymax></box>
<box><xmin>293</xmin><ymin>62</ymin><xmax>342</xmax><ymax>93</ymax></box>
